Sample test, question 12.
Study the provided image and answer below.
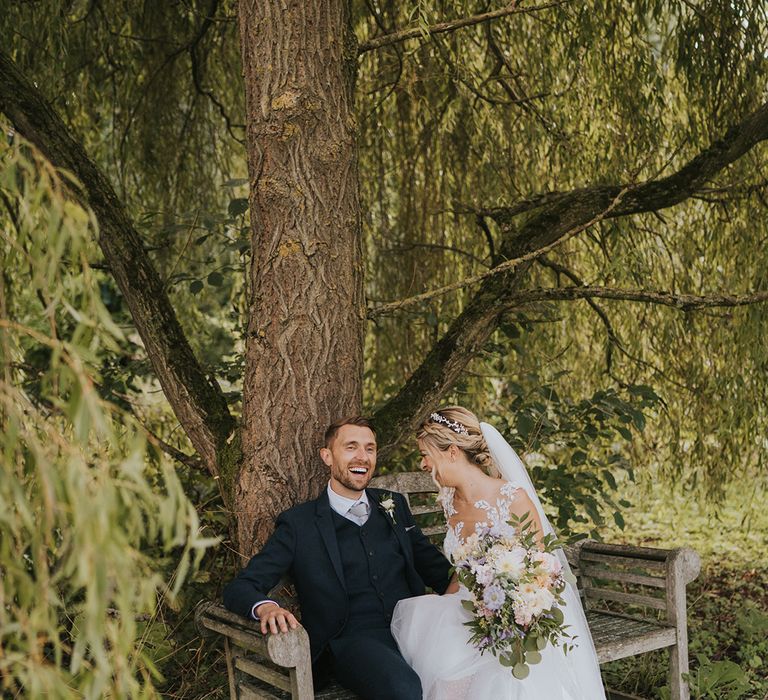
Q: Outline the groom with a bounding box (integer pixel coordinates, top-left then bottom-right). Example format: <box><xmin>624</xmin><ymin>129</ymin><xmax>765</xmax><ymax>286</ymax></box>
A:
<box><xmin>223</xmin><ymin>416</ymin><xmax>452</xmax><ymax>699</ymax></box>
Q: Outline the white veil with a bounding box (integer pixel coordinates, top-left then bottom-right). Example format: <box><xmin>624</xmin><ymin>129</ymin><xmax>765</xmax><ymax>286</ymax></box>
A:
<box><xmin>480</xmin><ymin>421</ymin><xmax>606</xmax><ymax>697</ymax></box>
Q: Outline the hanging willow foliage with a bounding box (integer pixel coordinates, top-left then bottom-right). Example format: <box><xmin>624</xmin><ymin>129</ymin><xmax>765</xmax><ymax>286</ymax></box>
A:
<box><xmin>2</xmin><ymin>1</ymin><xmax>766</xmax><ymax>501</ymax></box>
<box><xmin>0</xmin><ymin>136</ymin><xmax>216</xmax><ymax>698</ymax></box>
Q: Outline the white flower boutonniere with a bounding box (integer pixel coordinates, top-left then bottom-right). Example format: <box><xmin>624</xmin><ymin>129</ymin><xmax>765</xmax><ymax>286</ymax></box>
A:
<box><xmin>379</xmin><ymin>493</ymin><xmax>397</xmax><ymax>524</ymax></box>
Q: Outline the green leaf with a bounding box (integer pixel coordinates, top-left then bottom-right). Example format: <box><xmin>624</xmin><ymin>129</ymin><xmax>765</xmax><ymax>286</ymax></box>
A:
<box><xmin>601</xmin><ymin>470</ymin><xmax>617</xmax><ymax>490</ymax></box>
<box><xmin>189</xmin><ymin>280</ymin><xmax>204</xmax><ymax>294</ymax></box>
<box><xmin>525</xmin><ymin>650</ymin><xmax>542</xmax><ymax>665</ymax></box>
<box><xmin>499</xmin><ymin>653</ymin><xmax>515</xmax><ymax>667</ymax></box>
<box><xmin>516</xmin><ymin>412</ymin><xmax>535</xmax><ymax>439</ymax></box>
<box><xmin>228</xmin><ymin>197</ymin><xmax>249</xmax><ymax>217</ymax></box>
<box><xmin>524</xmin><ymin>635</ymin><xmax>539</xmax><ymax>651</ymax></box>
<box><xmin>512</xmin><ymin>663</ymin><xmax>530</xmax><ymax>680</ymax></box>
<box><xmin>613</xmin><ymin>511</ymin><xmax>625</xmax><ymax>529</ymax></box>
<box><xmin>207</xmin><ymin>271</ymin><xmax>224</xmax><ymax>287</ymax></box>
<box><xmin>571</xmin><ymin>450</ymin><xmax>587</xmax><ymax>466</ymax></box>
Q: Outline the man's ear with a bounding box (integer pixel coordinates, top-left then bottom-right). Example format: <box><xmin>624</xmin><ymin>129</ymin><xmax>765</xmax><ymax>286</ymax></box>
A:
<box><xmin>320</xmin><ymin>446</ymin><xmax>332</xmax><ymax>467</ymax></box>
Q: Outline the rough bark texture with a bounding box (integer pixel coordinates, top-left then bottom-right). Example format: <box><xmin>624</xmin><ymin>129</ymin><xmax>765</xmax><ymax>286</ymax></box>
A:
<box><xmin>236</xmin><ymin>0</ymin><xmax>364</xmax><ymax>555</ymax></box>
<box><xmin>373</xmin><ymin>100</ymin><xmax>768</xmax><ymax>459</ymax></box>
<box><xmin>0</xmin><ymin>49</ymin><xmax>236</xmax><ymax>484</ymax></box>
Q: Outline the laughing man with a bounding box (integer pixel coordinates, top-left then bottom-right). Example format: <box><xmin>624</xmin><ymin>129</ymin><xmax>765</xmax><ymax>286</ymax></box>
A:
<box><xmin>223</xmin><ymin>416</ymin><xmax>452</xmax><ymax>700</ymax></box>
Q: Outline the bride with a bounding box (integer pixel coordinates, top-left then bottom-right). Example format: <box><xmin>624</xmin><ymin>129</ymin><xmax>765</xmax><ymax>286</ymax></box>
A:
<box><xmin>391</xmin><ymin>406</ymin><xmax>606</xmax><ymax>700</ymax></box>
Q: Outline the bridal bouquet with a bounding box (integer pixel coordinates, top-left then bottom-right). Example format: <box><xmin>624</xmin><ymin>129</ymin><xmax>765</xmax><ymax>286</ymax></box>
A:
<box><xmin>453</xmin><ymin>513</ymin><xmax>574</xmax><ymax>679</ymax></box>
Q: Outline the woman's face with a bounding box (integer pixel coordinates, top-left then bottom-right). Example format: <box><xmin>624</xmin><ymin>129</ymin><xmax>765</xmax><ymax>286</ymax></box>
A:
<box><xmin>418</xmin><ymin>438</ymin><xmax>454</xmax><ymax>486</ymax></box>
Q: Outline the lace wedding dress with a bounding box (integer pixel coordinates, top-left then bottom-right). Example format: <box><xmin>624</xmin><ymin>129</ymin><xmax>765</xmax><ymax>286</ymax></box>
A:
<box><xmin>391</xmin><ymin>477</ymin><xmax>606</xmax><ymax>700</ymax></box>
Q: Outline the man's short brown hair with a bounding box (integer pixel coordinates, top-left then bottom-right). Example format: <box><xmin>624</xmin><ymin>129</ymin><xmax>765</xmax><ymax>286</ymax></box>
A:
<box><xmin>324</xmin><ymin>416</ymin><xmax>376</xmax><ymax>448</ymax></box>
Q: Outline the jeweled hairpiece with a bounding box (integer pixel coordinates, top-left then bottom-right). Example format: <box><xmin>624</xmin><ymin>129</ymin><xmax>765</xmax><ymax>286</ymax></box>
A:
<box><xmin>429</xmin><ymin>412</ymin><xmax>469</xmax><ymax>436</ymax></box>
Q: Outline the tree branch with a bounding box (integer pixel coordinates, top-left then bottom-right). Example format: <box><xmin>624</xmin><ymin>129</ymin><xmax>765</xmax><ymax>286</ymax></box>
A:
<box><xmin>143</xmin><ymin>426</ymin><xmax>204</xmax><ymax>472</ymax></box>
<box><xmin>506</xmin><ymin>286</ymin><xmax>768</xmax><ymax>311</ymax></box>
<box><xmin>485</xmin><ymin>101</ymin><xmax>768</xmax><ymax>233</ymax></box>
<box><xmin>357</xmin><ymin>1</ymin><xmax>566</xmax><ymax>55</ymax></box>
<box><xmin>368</xmin><ymin>188</ymin><xmax>628</xmax><ymax>318</ymax></box>
<box><xmin>0</xmin><ymin>49</ymin><xmax>237</xmax><ymax>478</ymax></box>
<box><xmin>372</xmin><ymin>99</ymin><xmax>768</xmax><ymax>458</ymax></box>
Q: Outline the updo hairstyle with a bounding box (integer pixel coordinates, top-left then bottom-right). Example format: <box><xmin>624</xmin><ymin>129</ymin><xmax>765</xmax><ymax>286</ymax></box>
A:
<box><xmin>417</xmin><ymin>406</ymin><xmax>500</xmax><ymax>478</ymax></box>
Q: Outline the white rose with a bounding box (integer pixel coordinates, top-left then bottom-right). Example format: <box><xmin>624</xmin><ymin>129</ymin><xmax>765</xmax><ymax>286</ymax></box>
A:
<box><xmin>495</xmin><ymin>549</ymin><xmax>527</xmax><ymax>579</ymax></box>
<box><xmin>532</xmin><ymin>587</ymin><xmax>555</xmax><ymax>613</ymax></box>
<box><xmin>533</xmin><ymin>551</ymin><xmax>562</xmax><ymax>576</ymax></box>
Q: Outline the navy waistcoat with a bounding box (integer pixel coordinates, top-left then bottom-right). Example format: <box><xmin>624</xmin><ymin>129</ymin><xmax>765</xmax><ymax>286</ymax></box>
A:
<box><xmin>330</xmin><ymin>504</ymin><xmax>413</xmax><ymax>633</ymax></box>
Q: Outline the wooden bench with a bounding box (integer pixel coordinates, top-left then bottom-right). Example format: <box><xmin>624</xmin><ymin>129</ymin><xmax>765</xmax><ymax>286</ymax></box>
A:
<box><xmin>197</xmin><ymin>471</ymin><xmax>701</xmax><ymax>700</ymax></box>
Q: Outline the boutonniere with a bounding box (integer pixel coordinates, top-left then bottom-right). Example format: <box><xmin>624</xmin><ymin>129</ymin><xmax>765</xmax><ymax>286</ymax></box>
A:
<box><xmin>379</xmin><ymin>493</ymin><xmax>396</xmax><ymax>524</ymax></box>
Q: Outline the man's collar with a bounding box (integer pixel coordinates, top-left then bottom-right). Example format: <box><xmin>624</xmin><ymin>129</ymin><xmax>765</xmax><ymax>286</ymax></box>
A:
<box><xmin>326</xmin><ymin>481</ymin><xmax>370</xmax><ymax>516</ymax></box>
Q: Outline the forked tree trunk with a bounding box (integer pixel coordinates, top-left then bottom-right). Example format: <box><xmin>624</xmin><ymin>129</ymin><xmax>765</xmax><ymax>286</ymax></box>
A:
<box><xmin>235</xmin><ymin>0</ymin><xmax>364</xmax><ymax>556</ymax></box>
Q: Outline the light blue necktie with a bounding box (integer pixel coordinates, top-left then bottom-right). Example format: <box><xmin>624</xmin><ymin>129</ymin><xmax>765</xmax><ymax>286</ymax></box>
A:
<box><xmin>348</xmin><ymin>500</ymin><xmax>370</xmax><ymax>525</ymax></box>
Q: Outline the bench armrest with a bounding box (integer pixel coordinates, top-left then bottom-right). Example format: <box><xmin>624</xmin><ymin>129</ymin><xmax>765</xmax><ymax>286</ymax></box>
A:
<box><xmin>195</xmin><ymin>601</ymin><xmax>314</xmax><ymax>699</ymax></box>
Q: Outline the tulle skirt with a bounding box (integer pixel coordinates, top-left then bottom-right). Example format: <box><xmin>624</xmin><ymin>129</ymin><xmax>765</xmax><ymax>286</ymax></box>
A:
<box><xmin>391</xmin><ymin>587</ymin><xmax>606</xmax><ymax>700</ymax></box>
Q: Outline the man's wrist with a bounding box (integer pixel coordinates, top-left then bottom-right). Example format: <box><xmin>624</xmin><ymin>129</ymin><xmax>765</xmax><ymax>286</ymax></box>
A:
<box><xmin>251</xmin><ymin>600</ymin><xmax>278</xmax><ymax>620</ymax></box>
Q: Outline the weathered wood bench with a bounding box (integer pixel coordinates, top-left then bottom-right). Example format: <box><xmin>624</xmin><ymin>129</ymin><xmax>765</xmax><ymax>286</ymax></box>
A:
<box><xmin>197</xmin><ymin>471</ymin><xmax>701</xmax><ymax>700</ymax></box>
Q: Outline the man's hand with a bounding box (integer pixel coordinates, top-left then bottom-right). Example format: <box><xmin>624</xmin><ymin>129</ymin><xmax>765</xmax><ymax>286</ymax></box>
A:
<box><xmin>256</xmin><ymin>602</ymin><xmax>299</xmax><ymax>635</ymax></box>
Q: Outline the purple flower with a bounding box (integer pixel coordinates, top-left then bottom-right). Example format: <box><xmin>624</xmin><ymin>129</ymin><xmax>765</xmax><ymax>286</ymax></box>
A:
<box><xmin>476</xmin><ymin>636</ymin><xmax>492</xmax><ymax>650</ymax></box>
<box><xmin>483</xmin><ymin>584</ymin><xmax>506</xmax><ymax>611</ymax></box>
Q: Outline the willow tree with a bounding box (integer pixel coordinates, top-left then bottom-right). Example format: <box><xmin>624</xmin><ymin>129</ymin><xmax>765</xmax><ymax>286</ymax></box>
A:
<box><xmin>2</xmin><ymin>0</ymin><xmax>767</xmax><ymax>560</ymax></box>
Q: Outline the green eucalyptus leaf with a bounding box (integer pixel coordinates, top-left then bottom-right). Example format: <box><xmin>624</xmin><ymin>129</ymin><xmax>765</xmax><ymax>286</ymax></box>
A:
<box><xmin>512</xmin><ymin>663</ymin><xmax>530</xmax><ymax>680</ymax></box>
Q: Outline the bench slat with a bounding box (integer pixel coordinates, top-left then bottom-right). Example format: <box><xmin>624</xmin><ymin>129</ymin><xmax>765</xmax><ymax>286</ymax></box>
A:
<box><xmin>239</xmin><ymin>679</ymin><xmax>284</xmax><ymax>699</ymax></box>
<box><xmin>582</xmin><ymin>541</ymin><xmax>675</xmax><ymax>562</ymax></box>
<box><xmin>235</xmin><ymin>656</ymin><xmax>292</xmax><ymax>693</ymax></box>
<box><xmin>410</xmin><ymin>504</ymin><xmax>442</xmax><ymax>516</ymax></box>
<box><xmin>580</xmin><ymin>551</ymin><xmax>668</xmax><ymax>573</ymax></box>
<box><xmin>421</xmin><ymin>525</ymin><xmax>447</xmax><ymax>536</ymax></box>
<box><xmin>584</xmin><ymin>587</ymin><xmax>668</xmax><ymax>610</ymax></box>
<box><xmin>581</xmin><ymin>565</ymin><xmax>668</xmax><ymax>588</ymax></box>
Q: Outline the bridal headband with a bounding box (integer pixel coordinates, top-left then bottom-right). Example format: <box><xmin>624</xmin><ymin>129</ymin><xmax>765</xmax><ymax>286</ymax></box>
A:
<box><xmin>429</xmin><ymin>412</ymin><xmax>469</xmax><ymax>436</ymax></box>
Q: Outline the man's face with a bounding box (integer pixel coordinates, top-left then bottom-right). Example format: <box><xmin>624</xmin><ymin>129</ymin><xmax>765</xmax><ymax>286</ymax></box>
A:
<box><xmin>321</xmin><ymin>424</ymin><xmax>377</xmax><ymax>499</ymax></box>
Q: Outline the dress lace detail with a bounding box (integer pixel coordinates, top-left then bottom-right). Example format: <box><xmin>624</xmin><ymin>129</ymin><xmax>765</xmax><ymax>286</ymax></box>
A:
<box><xmin>442</xmin><ymin>481</ymin><xmax>521</xmax><ymax>563</ymax></box>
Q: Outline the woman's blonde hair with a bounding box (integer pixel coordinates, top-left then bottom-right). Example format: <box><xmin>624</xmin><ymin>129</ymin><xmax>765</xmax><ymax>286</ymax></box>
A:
<box><xmin>417</xmin><ymin>406</ymin><xmax>500</xmax><ymax>477</ymax></box>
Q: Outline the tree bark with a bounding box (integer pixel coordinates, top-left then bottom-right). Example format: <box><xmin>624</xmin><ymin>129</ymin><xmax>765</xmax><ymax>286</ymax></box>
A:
<box><xmin>236</xmin><ymin>0</ymin><xmax>364</xmax><ymax>555</ymax></box>
<box><xmin>0</xmin><ymin>49</ymin><xmax>237</xmax><ymax>486</ymax></box>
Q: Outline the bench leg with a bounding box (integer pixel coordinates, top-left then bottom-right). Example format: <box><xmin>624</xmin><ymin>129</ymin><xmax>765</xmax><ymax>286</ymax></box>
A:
<box><xmin>668</xmin><ymin>642</ymin><xmax>690</xmax><ymax>700</ymax></box>
<box><xmin>224</xmin><ymin>638</ymin><xmax>239</xmax><ymax>699</ymax></box>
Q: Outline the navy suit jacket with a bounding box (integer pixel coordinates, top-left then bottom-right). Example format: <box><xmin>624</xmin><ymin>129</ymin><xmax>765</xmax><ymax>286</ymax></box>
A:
<box><xmin>223</xmin><ymin>487</ymin><xmax>452</xmax><ymax>662</ymax></box>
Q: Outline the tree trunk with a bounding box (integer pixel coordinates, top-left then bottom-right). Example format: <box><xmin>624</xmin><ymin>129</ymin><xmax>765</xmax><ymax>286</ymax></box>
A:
<box><xmin>236</xmin><ymin>0</ymin><xmax>364</xmax><ymax>556</ymax></box>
